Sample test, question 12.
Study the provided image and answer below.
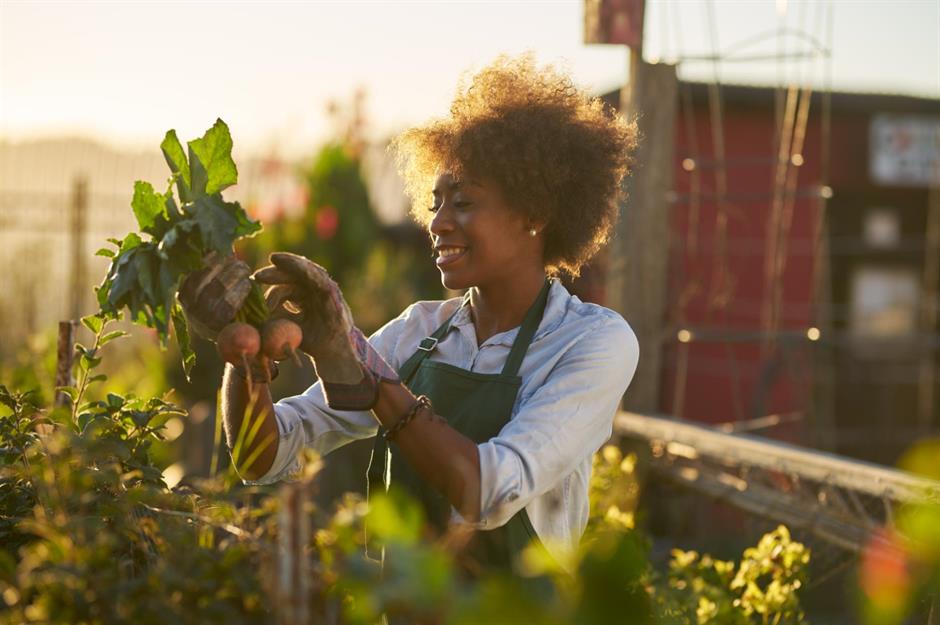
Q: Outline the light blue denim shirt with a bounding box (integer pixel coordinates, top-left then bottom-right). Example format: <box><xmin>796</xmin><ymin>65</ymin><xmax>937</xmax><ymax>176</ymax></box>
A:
<box><xmin>252</xmin><ymin>279</ymin><xmax>639</xmax><ymax>564</ymax></box>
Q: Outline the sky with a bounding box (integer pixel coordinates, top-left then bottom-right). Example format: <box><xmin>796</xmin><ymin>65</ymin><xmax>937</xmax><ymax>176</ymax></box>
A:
<box><xmin>1</xmin><ymin>0</ymin><xmax>938</xmax><ymax>158</ymax></box>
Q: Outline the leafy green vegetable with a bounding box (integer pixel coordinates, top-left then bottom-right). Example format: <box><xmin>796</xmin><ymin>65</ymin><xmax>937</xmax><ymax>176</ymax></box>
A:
<box><xmin>161</xmin><ymin>129</ymin><xmax>193</xmax><ymax>202</ymax></box>
<box><xmin>131</xmin><ymin>181</ymin><xmax>170</xmax><ymax>237</ymax></box>
<box><xmin>171</xmin><ymin>302</ymin><xmax>196</xmax><ymax>380</ymax></box>
<box><xmin>96</xmin><ymin>118</ymin><xmax>261</xmax><ymax>378</ymax></box>
<box><xmin>188</xmin><ymin>118</ymin><xmax>238</xmax><ymax>196</ymax></box>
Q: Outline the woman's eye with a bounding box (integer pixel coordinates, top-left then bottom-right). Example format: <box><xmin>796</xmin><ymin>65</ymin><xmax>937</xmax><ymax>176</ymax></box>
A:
<box><xmin>427</xmin><ymin>200</ymin><xmax>471</xmax><ymax>212</ymax></box>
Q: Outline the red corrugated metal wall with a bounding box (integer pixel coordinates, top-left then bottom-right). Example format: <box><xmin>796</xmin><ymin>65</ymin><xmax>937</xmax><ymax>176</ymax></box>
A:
<box><xmin>660</xmin><ymin>89</ymin><xmax>825</xmax><ymax>430</ymax></box>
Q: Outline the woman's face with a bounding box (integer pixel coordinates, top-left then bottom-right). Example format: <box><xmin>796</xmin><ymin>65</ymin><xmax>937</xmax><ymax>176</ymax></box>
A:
<box><xmin>428</xmin><ymin>172</ymin><xmax>543</xmax><ymax>291</ymax></box>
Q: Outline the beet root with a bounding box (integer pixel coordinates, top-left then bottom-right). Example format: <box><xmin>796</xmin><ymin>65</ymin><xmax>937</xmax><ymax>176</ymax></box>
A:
<box><xmin>217</xmin><ymin>322</ymin><xmax>261</xmax><ymax>365</ymax></box>
<box><xmin>261</xmin><ymin>318</ymin><xmax>303</xmax><ymax>362</ymax></box>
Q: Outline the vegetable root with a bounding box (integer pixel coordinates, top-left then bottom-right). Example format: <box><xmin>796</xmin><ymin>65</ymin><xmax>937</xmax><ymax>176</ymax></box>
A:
<box><xmin>218</xmin><ymin>322</ymin><xmax>262</xmax><ymax>393</ymax></box>
<box><xmin>261</xmin><ymin>318</ymin><xmax>303</xmax><ymax>362</ymax></box>
<box><xmin>217</xmin><ymin>322</ymin><xmax>261</xmax><ymax>364</ymax></box>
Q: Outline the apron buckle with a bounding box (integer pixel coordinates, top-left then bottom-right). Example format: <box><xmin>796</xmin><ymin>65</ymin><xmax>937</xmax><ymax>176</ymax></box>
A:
<box><xmin>417</xmin><ymin>337</ymin><xmax>439</xmax><ymax>352</ymax></box>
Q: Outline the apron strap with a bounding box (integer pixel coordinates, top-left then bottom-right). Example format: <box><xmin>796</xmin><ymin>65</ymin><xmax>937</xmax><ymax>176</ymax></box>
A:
<box><xmin>397</xmin><ymin>292</ymin><xmax>471</xmax><ymax>385</ymax></box>
<box><xmin>500</xmin><ymin>278</ymin><xmax>551</xmax><ymax>377</ymax></box>
<box><xmin>398</xmin><ymin>278</ymin><xmax>551</xmax><ymax>384</ymax></box>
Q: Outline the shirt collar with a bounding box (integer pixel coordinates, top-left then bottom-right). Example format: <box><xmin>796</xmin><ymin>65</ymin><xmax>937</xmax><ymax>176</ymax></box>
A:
<box><xmin>448</xmin><ymin>279</ymin><xmax>570</xmax><ymax>347</ymax></box>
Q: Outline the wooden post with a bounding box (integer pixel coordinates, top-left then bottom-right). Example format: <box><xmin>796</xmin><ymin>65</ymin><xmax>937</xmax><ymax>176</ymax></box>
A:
<box><xmin>607</xmin><ymin>54</ymin><xmax>677</xmax><ymax>413</ymax></box>
<box><xmin>69</xmin><ymin>176</ymin><xmax>88</xmax><ymax>321</ymax></box>
<box><xmin>918</xmin><ymin>181</ymin><xmax>940</xmax><ymax>431</ymax></box>
<box><xmin>54</xmin><ymin>320</ymin><xmax>77</xmax><ymax>410</ymax></box>
<box><xmin>277</xmin><ymin>482</ymin><xmax>310</xmax><ymax>625</ymax></box>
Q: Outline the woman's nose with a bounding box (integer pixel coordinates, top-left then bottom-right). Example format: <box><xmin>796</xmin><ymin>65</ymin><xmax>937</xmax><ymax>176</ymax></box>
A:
<box><xmin>428</xmin><ymin>203</ymin><xmax>454</xmax><ymax>237</ymax></box>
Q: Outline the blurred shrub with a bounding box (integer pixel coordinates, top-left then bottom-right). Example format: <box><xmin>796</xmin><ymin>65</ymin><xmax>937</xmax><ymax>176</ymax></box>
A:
<box><xmin>858</xmin><ymin>438</ymin><xmax>940</xmax><ymax>625</ymax></box>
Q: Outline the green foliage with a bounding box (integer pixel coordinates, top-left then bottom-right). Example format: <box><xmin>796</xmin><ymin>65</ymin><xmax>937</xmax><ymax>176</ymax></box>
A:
<box><xmin>0</xmin><ymin>386</ymin><xmax>43</xmax><ymax>556</ymax></box>
<box><xmin>95</xmin><ymin>119</ymin><xmax>261</xmax><ymax>376</ymax></box>
<box><xmin>0</xmin><ymin>319</ymin><xmax>273</xmax><ymax>624</ymax></box>
<box><xmin>0</xmin><ymin>320</ymin><xmax>812</xmax><ymax>623</ymax></box>
<box><xmin>589</xmin><ymin>444</ymin><xmax>640</xmax><ymax>532</ymax></box>
<box><xmin>303</xmin><ymin>143</ymin><xmax>377</xmax><ymax>280</ymax></box>
<box><xmin>651</xmin><ymin>526</ymin><xmax>810</xmax><ymax>625</ymax></box>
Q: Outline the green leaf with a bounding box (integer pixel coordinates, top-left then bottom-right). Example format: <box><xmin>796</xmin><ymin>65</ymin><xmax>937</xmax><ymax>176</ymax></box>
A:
<box><xmin>187</xmin><ymin>118</ymin><xmax>237</xmax><ymax>196</ymax></box>
<box><xmin>133</xmin><ymin>247</ymin><xmax>159</xmax><ymax>304</ymax></box>
<box><xmin>230</xmin><ymin>199</ymin><xmax>263</xmax><ymax>240</ymax></box>
<box><xmin>81</xmin><ymin>314</ymin><xmax>104</xmax><ymax>334</ymax></box>
<box><xmin>189</xmin><ymin>194</ymin><xmax>240</xmax><ymax>254</ymax></box>
<box><xmin>165</xmin><ymin>193</ymin><xmax>182</xmax><ymax>221</ymax></box>
<box><xmin>99</xmin><ymin>330</ymin><xmax>127</xmax><ymax>346</ymax></box>
<box><xmin>171</xmin><ymin>302</ymin><xmax>196</xmax><ymax>381</ymax></box>
<box><xmin>161</xmin><ymin>129</ymin><xmax>192</xmax><ymax>203</ymax></box>
<box><xmin>107</xmin><ymin>256</ymin><xmax>138</xmax><ymax>308</ymax></box>
<box><xmin>158</xmin><ymin>262</ymin><xmax>178</xmax><ymax>311</ymax></box>
<box><xmin>80</xmin><ymin>353</ymin><xmax>102</xmax><ymax>371</ymax></box>
<box><xmin>157</xmin><ymin>219</ymin><xmax>201</xmax><ymax>272</ymax></box>
<box><xmin>120</xmin><ymin>232</ymin><xmax>143</xmax><ymax>255</ymax></box>
<box><xmin>95</xmin><ymin>247</ymin><xmax>115</xmax><ymax>258</ymax></box>
<box><xmin>189</xmin><ymin>144</ymin><xmax>208</xmax><ymax>198</ymax></box>
<box><xmin>77</xmin><ymin>411</ymin><xmax>96</xmax><ymax>432</ymax></box>
<box><xmin>56</xmin><ymin>386</ymin><xmax>79</xmax><ymax>402</ymax></box>
<box><xmin>107</xmin><ymin>393</ymin><xmax>125</xmax><ymax>409</ymax></box>
<box><xmin>131</xmin><ymin>181</ymin><xmax>170</xmax><ymax>237</ymax></box>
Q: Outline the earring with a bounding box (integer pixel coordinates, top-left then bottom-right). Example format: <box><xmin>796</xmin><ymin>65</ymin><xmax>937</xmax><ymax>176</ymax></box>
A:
<box><xmin>529</xmin><ymin>228</ymin><xmax>537</xmax><ymax>237</ymax></box>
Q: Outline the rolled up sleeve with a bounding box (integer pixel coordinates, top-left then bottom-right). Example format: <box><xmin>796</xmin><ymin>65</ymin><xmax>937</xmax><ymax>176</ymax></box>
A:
<box><xmin>244</xmin><ymin>307</ymin><xmax>414</xmax><ymax>485</ymax></box>
<box><xmin>475</xmin><ymin>316</ymin><xmax>640</xmax><ymax>528</ymax></box>
<box><xmin>242</xmin><ymin>384</ymin><xmax>380</xmax><ymax>486</ymax></box>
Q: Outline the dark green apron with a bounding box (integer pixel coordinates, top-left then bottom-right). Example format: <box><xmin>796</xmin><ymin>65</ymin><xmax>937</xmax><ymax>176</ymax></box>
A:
<box><xmin>367</xmin><ymin>279</ymin><xmax>552</xmax><ymax>577</ymax></box>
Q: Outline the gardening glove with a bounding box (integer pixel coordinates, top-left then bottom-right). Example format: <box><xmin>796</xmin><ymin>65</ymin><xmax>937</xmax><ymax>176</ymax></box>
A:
<box><xmin>178</xmin><ymin>252</ymin><xmax>252</xmax><ymax>341</ymax></box>
<box><xmin>253</xmin><ymin>252</ymin><xmax>399</xmax><ymax>410</ymax></box>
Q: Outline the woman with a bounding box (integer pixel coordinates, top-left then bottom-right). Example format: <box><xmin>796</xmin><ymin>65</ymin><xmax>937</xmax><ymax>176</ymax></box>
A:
<box><xmin>183</xmin><ymin>53</ymin><xmax>639</xmax><ymax>576</ymax></box>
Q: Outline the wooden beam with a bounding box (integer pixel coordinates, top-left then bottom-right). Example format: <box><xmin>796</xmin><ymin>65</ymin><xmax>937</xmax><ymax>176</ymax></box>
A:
<box><xmin>614</xmin><ymin>411</ymin><xmax>940</xmax><ymax>504</ymax></box>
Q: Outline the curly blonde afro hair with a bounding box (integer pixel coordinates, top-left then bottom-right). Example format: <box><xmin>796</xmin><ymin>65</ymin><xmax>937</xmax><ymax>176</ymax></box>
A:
<box><xmin>389</xmin><ymin>52</ymin><xmax>637</xmax><ymax>277</ymax></box>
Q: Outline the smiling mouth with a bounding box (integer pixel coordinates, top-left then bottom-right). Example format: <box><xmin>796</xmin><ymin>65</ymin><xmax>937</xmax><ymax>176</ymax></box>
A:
<box><xmin>435</xmin><ymin>246</ymin><xmax>467</xmax><ymax>267</ymax></box>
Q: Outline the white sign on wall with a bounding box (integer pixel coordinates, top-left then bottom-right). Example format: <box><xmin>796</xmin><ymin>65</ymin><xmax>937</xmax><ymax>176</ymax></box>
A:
<box><xmin>870</xmin><ymin>114</ymin><xmax>940</xmax><ymax>187</ymax></box>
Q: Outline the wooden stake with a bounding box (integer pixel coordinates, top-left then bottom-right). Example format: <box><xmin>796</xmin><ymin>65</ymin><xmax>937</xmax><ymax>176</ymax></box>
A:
<box><xmin>277</xmin><ymin>482</ymin><xmax>310</xmax><ymax>625</ymax></box>
<box><xmin>54</xmin><ymin>320</ymin><xmax>77</xmax><ymax>410</ymax></box>
<box><xmin>69</xmin><ymin>177</ymin><xmax>87</xmax><ymax>320</ymax></box>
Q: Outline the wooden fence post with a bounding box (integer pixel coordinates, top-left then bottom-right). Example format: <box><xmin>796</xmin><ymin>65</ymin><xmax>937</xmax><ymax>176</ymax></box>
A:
<box><xmin>69</xmin><ymin>176</ymin><xmax>88</xmax><ymax>321</ymax></box>
<box><xmin>277</xmin><ymin>481</ymin><xmax>310</xmax><ymax>625</ymax></box>
<box><xmin>607</xmin><ymin>58</ymin><xmax>678</xmax><ymax>414</ymax></box>
<box><xmin>54</xmin><ymin>320</ymin><xmax>77</xmax><ymax>410</ymax></box>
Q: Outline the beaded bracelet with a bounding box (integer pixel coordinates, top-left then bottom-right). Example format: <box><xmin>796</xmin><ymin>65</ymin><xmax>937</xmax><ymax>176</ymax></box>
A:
<box><xmin>384</xmin><ymin>395</ymin><xmax>432</xmax><ymax>442</ymax></box>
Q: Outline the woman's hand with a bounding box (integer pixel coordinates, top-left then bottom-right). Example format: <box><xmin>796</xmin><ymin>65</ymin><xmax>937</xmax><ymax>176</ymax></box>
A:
<box><xmin>178</xmin><ymin>252</ymin><xmax>252</xmax><ymax>340</ymax></box>
<box><xmin>253</xmin><ymin>253</ymin><xmax>399</xmax><ymax>409</ymax></box>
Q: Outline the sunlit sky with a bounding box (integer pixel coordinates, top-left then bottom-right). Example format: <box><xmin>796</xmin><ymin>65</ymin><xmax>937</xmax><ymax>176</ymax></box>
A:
<box><xmin>2</xmin><ymin>0</ymin><xmax>938</xmax><ymax>158</ymax></box>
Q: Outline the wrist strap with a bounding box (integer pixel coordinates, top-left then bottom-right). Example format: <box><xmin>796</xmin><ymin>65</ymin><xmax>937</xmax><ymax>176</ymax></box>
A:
<box><xmin>384</xmin><ymin>395</ymin><xmax>432</xmax><ymax>442</ymax></box>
